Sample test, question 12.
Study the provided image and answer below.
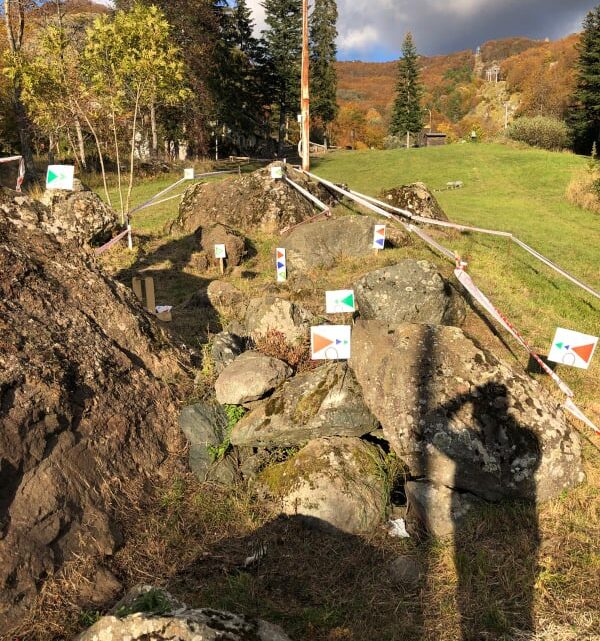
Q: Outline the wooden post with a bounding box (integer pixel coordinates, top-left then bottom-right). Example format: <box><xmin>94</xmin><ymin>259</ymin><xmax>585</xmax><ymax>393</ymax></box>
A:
<box><xmin>219</xmin><ymin>257</ymin><xmax>225</xmax><ymax>275</ymax></box>
<box><xmin>301</xmin><ymin>0</ymin><xmax>310</xmax><ymax>172</ymax></box>
<box><xmin>144</xmin><ymin>277</ymin><xmax>156</xmax><ymax>313</ymax></box>
<box><xmin>132</xmin><ymin>277</ymin><xmax>143</xmax><ymax>301</ymax></box>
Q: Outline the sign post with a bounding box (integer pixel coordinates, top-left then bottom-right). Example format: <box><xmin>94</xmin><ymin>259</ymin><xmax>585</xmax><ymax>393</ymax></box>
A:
<box><xmin>300</xmin><ymin>0</ymin><xmax>310</xmax><ymax>172</ymax></box>
<box><xmin>311</xmin><ymin>325</ymin><xmax>352</xmax><ymax>360</ymax></box>
<box><xmin>373</xmin><ymin>225</ymin><xmax>386</xmax><ymax>250</ymax></box>
<box><xmin>215</xmin><ymin>244</ymin><xmax>227</xmax><ymax>274</ymax></box>
<box><xmin>46</xmin><ymin>165</ymin><xmax>75</xmax><ymax>191</ymax></box>
<box><xmin>325</xmin><ymin>290</ymin><xmax>356</xmax><ymax>314</ymax></box>
<box><xmin>276</xmin><ymin>248</ymin><xmax>287</xmax><ymax>282</ymax></box>
<box><xmin>548</xmin><ymin>328</ymin><xmax>598</xmax><ymax>370</ymax></box>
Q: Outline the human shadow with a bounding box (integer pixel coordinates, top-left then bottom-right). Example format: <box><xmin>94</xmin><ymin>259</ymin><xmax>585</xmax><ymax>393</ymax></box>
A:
<box><xmin>412</xmin><ymin>325</ymin><xmax>541</xmax><ymax>640</ymax></box>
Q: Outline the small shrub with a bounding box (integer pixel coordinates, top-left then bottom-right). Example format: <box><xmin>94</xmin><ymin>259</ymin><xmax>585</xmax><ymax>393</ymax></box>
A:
<box><xmin>566</xmin><ymin>171</ymin><xmax>600</xmax><ymax>214</ymax></box>
<box><xmin>116</xmin><ymin>588</ymin><xmax>171</xmax><ymax>617</ymax></box>
<box><xmin>254</xmin><ymin>329</ymin><xmax>314</xmax><ymax>373</ymax></box>
<box><xmin>507</xmin><ymin>116</ymin><xmax>569</xmax><ymax>151</ymax></box>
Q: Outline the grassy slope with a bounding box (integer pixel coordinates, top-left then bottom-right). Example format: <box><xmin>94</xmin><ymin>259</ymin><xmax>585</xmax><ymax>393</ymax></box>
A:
<box><xmin>313</xmin><ymin>144</ymin><xmax>600</xmax><ymax>412</ymax></box>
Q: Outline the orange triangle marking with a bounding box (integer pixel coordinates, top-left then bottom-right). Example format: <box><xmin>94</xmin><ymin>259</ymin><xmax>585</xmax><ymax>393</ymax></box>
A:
<box><xmin>277</xmin><ymin>250</ymin><xmax>285</xmax><ymax>258</ymax></box>
<box><xmin>376</xmin><ymin>228</ymin><xmax>386</xmax><ymax>236</ymax></box>
<box><xmin>313</xmin><ymin>333</ymin><xmax>334</xmax><ymax>354</ymax></box>
<box><xmin>572</xmin><ymin>343</ymin><xmax>595</xmax><ymax>363</ymax></box>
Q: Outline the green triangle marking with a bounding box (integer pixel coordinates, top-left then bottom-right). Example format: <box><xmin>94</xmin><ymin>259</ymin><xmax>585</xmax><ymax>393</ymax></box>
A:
<box><xmin>556</xmin><ymin>342</ymin><xmax>564</xmax><ymax>349</ymax></box>
<box><xmin>342</xmin><ymin>293</ymin><xmax>355</xmax><ymax>308</ymax></box>
<box><xmin>47</xmin><ymin>169</ymin><xmax>58</xmax><ymax>183</ymax></box>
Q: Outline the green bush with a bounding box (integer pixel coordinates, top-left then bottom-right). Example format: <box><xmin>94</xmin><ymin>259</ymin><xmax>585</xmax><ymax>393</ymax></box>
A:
<box><xmin>507</xmin><ymin>116</ymin><xmax>569</xmax><ymax>151</ymax></box>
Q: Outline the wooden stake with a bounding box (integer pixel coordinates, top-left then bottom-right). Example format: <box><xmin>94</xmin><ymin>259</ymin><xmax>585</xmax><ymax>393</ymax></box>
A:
<box><xmin>219</xmin><ymin>257</ymin><xmax>225</xmax><ymax>275</ymax></box>
<box><xmin>132</xmin><ymin>277</ymin><xmax>143</xmax><ymax>301</ymax></box>
<box><xmin>144</xmin><ymin>276</ymin><xmax>156</xmax><ymax>313</ymax></box>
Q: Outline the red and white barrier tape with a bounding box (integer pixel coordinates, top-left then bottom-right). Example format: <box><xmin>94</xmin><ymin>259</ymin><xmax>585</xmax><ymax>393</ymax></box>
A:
<box><xmin>0</xmin><ymin>155</ymin><xmax>26</xmax><ymax>191</ymax></box>
<box><xmin>95</xmin><ymin>227</ymin><xmax>130</xmax><ymax>256</ymax></box>
<box><xmin>353</xmin><ymin>189</ymin><xmax>600</xmax><ymax>301</ymax></box>
<box><xmin>297</xmin><ymin>168</ymin><xmax>599</xmax><ymax>435</ymax></box>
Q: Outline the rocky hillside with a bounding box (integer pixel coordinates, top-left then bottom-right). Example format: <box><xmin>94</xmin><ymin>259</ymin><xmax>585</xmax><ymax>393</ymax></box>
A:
<box><xmin>334</xmin><ymin>34</ymin><xmax>579</xmax><ymax>144</ymax></box>
<box><xmin>0</xmin><ymin>188</ymin><xmax>189</xmax><ymax>631</ymax></box>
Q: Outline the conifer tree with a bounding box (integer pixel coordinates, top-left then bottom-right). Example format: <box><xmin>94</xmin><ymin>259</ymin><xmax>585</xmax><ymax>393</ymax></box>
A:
<box><xmin>309</xmin><ymin>0</ymin><xmax>338</xmax><ymax>132</ymax></box>
<box><xmin>569</xmin><ymin>5</ymin><xmax>600</xmax><ymax>154</ymax></box>
<box><xmin>390</xmin><ymin>32</ymin><xmax>424</xmax><ymax>139</ymax></box>
<box><xmin>261</xmin><ymin>0</ymin><xmax>301</xmax><ymax>155</ymax></box>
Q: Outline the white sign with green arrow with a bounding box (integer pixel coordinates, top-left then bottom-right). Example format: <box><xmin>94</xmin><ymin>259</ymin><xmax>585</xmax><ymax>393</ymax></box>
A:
<box><xmin>326</xmin><ymin>289</ymin><xmax>356</xmax><ymax>314</ymax></box>
<box><xmin>46</xmin><ymin>165</ymin><xmax>75</xmax><ymax>191</ymax></box>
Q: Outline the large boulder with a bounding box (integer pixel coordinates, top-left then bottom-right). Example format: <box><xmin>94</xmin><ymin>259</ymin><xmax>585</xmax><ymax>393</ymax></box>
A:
<box><xmin>215</xmin><ymin>351</ymin><xmax>292</xmax><ymax>405</ymax></box>
<box><xmin>206</xmin><ymin>280</ymin><xmax>247</xmax><ymax>320</ymax></box>
<box><xmin>350</xmin><ymin>321</ymin><xmax>584</xmax><ymax>503</ymax></box>
<box><xmin>198</xmin><ymin>222</ymin><xmax>246</xmax><ymax>267</ymax></box>
<box><xmin>405</xmin><ymin>480</ymin><xmax>483</xmax><ymax>538</ymax></box>
<box><xmin>211</xmin><ymin>331</ymin><xmax>246</xmax><ymax>374</ymax></box>
<box><xmin>173</xmin><ymin>164</ymin><xmax>335</xmax><ymax>235</ymax></box>
<box><xmin>76</xmin><ymin>586</ymin><xmax>291</xmax><ymax>641</ymax></box>
<box><xmin>38</xmin><ymin>179</ymin><xmax>119</xmax><ymax>244</ymax></box>
<box><xmin>0</xmin><ymin>192</ymin><xmax>187</xmax><ymax>628</ymax></box>
<box><xmin>260</xmin><ymin>437</ymin><xmax>387</xmax><ymax>534</ymax></box>
<box><xmin>381</xmin><ymin>182</ymin><xmax>449</xmax><ymax>221</ymax></box>
<box><xmin>281</xmin><ymin>215</ymin><xmax>410</xmax><ymax>272</ymax></box>
<box><xmin>179</xmin><ymin>402</ymin><xmax>228</xmax><ymax>480</ymax></box>
<box><xmin>354</xmin><ymin>259</ymin><xmax>466</xmax><ymax>326</ymax></box>
<box><xmin>245</xmin><ymin>296</ymin><xmax>313</xmax><ymax>343</ymax></box>
<box><xmin>231</xmin><ymin>363</ymin><xmax>379</xmax><ymax>447</ymax></box>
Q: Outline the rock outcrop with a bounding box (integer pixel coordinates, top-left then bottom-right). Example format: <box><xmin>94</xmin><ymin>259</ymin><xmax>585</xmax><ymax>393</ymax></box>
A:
<box><xmin>38</xmin><ymin>180</ymin><xmax>119</xmax><ymax>244</ymax></box>
<box><xmin>381</xmin><ymin>182</ymin><xmax>448</xmax><ymax>221</ymax></box>
<box><xmin>244</xmin><ymin>296</ymin><xmax>313</xmax><ymax>343</ymax></box>
<box><xmin>76</xmin><ymin>586</ymin><xmax>292</xmax><ymax>641</ymax></box>
<box><xmin>354</xmin><ymin>259</ymin><xmax>466</xmax><ymax>326</ymax></box>
<box><xmin>173</xmin><ymin>164</ymin><xmax>335</xmax><ymax>235</ymax></box>
<box><xmin>215</xmin><ymin>351</ymin><xmax>292</xmax><ymax>405</ymax></box>
<box><xmin>198</xmin><ymin>222</ymin><xmax>246</xmax><ymax>267</ymax></box>
<box><xmin>281</xmin><ymin>215</ymin><xmax>410</xmax><ymax>272</ymax></box>
<box><xmin>231</xmin><ymin>363</ymin><xmax>379</xmax><ymax>447</ymax></box>
<box><xmin>0</xmin><ymin>192</ymin><xmax>187</xmax><ymax>627</ymax></box>
<box><xmin>211</xmin><ymin>332</ymin><xmax>246</xmax><ymax>374</ymax></box>
<box><xmin>350</xmin><ymin>321</ymin><xmax>584</xmax><ymax>504</ymax></box>
<box><xmin>260</xmin><ymin>437</ymin><xmax>387</xmax><ymax>534</ymax></box>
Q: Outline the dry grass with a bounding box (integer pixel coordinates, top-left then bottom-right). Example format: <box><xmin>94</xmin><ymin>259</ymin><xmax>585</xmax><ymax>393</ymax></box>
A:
<box><xmin>566</xmin><ymin>171</ymin><xmax>600</xmax><ymax>214</ymax></box>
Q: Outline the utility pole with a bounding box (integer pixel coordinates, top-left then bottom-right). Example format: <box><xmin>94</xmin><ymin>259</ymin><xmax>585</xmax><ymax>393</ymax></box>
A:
<box><xmin>301</xmin><ymin>0</ymin><xmax>310</xmax><ymax>171</ymax></box>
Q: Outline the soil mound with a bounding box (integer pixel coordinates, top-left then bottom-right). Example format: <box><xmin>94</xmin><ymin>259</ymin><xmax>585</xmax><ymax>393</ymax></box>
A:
<box><xmin>0</xmin><ymin>191</ymin><xmax>188</xmax><ymax>630</ymax></box>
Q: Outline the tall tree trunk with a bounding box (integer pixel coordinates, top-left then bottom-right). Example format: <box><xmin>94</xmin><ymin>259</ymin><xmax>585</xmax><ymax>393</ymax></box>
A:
<box><xmin>12</xmin><ymin>77</ymin><xmax>37</xmax><ymax>183</ymax></box>
<box><xmin>150</xmin><ymin>102</ymin><xmax>158</xmax><ymax>158</ymax></box>
<box><xmin>74</xmin><ymin>117</ymin><xmax>87</xmax><ymax>170</ymax></box>
<box><xmin>125</xmin><ymin>85</ymin><xmax>143</xmax><ymax>216</ymax></box>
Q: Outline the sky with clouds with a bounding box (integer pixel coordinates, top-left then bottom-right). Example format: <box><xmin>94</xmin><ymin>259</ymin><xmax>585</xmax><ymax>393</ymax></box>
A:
<box><xmin>246</xmin><ymin>0</ymin><xmax>598</xmax><ymax>61</ymax></box>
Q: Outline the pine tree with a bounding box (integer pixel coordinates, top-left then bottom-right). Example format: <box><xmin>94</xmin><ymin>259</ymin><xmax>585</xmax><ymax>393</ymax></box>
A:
<box><xmin>261</xmin><ymin>0</ymin><xmax>301</xmax><ymax>155</ymax></box>
<box><xmin>309</xmin><ymin>0</ymin><xmax>338</xmax><ymax>135</ymax></box>
<box><xmin>390</xmin><ymin>32</ymin><xmax>424</xmax><ymax>139</ymax></box>
<box><xmin>569</xmin><ymin>5</ymin><xmax>600</xmax><ymax>155</ymax></box>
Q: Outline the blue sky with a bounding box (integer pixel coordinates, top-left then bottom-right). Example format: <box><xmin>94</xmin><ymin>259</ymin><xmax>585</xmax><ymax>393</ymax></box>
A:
<box><xmin>247</xmin><ymin>0</ymin><xmax>598</xmax><ymax>61</ymax></box>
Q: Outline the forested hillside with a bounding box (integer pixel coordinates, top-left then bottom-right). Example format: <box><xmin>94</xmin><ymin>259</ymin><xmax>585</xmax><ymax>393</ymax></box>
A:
<box><xmin>334</xmin><ymin>35</ymin><xmax>580</xmax><ymax>147</ymax></box>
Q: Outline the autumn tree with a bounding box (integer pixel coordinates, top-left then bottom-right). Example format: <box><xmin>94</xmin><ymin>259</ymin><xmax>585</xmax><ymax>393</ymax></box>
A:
<box><xmin>569</xmin><ymin>5</ymin><xmax>600</xmax><ymax>154</ymax></box>
<box><xmin>390</xmin><ymin>32</ymin><xmax>425</xmax><ymax>140</ymax></box>
<box><xmin>262</xmin><ymin>0</ymin><xmax>301</xmax><ymax>155</ymax></box>
<box><xmin>309</xmin><ymin>0</ymin><xmax>338</xmax><ymax>135</ymax></box>
<box><xmin>2</xmin><ymin>0</ymin><xmax>38</xmax><ymax>181</ymax></box>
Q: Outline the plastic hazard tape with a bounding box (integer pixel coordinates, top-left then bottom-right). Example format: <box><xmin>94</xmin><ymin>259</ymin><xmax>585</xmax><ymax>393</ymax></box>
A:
<box><xmin>353</xmin><ymin>189</ymin><xmax>600</xmax><ymax>302</ymax></box>
<box><xmin>0</xmin><ymin>155</ymin><xmax>26</xmax><ymax>191</ymax></box>
<box><xmin>455</xmin><ymin>267</ymin><xmax>599</xmax><ymax>434</ymax></box>
<box><xmin>95</xmin><ymin>227</ymin><xmax>130</xmax><ymax>256</ymax></box>
<box><xmin>298</xmin><ymin>167</ymin><xmax>599</xmax><ymax>435</ymax></box>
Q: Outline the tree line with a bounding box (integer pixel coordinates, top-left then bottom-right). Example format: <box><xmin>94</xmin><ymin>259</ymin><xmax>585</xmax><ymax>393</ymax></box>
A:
<box><xmin>0</xmin><ymin>0</ymin><xmax>338</xmax><ymax>202</ymax></box>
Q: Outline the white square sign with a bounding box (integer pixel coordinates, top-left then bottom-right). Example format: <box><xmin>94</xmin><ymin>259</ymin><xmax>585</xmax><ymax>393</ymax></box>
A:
<box><xmin>46</xmin><ymin>165</ymin><xmax>74</xmax><ymax>191</ymax></box>
<box><xmin>184</xmin><ymin>167</ymin><xmax>195</xmax><ymax>180</ymax></box>
<box><xmin>325</xmin><ymin>290</ymin><xmax>355</xmax><ymax>314</ymax></box>
<box><xmin>271</xmin><ymin>166</ymin><xmax>283</xmax><ymax>180</ymax></box>
<box><xmin>311</xmin><ymin>325</ymin><xmax>351</xmax><ymax>360</ymax></box>
<box><xmin>276</xmin><ymin>248</ymin><xmax>287</xmax><ymax>282</ymax></box>
<box><xmin>214</xmin><ymin>244</ymin><xmax>227</xmax><ymax>259</ymax></box>
<box><xmin>548</xmin><ymin>327</ymin><xmax>598</xmax><ymax>370</ymax></box>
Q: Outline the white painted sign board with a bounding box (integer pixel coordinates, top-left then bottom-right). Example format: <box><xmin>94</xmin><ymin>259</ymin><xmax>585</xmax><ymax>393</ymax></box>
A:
<box><xmin>311</xmin><ymin>325</ymin><xmax>352</xmax><ymax>360</ymax></box>
<box><xmin>184</xmin><ymin>167</ymin><xmax>195</xmax><ymax>180</ymax></box>
<box><xmin>271</xmin><ymin>166</ymin><xmax>283</xmax><ymax>180</ymax></box>
<box><xmin>373</xmin><ymin>224</ymin><xmax>386</xmax><ymax>250</ymax></box>
<box><xmin>214</xmin><ymin>244</ymin><xmax>227</xmax><ymax>259</ymax></box>
<box><xmin>548</xmin><ymin>328</ymin><xmax>598</xmax><ymax>370</ymax></box>
<box><xmin>325</xmin><ymin>290</ymin><xmax>356</xmax><ymax>314</ymax></box>
<box><xmin>276</xmin><ymin>248</ymin><xmax>287</xmax><ymax>282</ymax></box>
<box><xmin>46</xmin><ymin>165</ymin><xmax>74</xmax><ymax>191</ymax></box>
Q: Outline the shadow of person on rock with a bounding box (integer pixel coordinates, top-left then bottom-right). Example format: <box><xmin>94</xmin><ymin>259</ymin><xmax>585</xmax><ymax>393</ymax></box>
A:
<box><xmin>412</xmin><ymin>325</ymin><xmax>542</xmax><ymax>640</ymax></box>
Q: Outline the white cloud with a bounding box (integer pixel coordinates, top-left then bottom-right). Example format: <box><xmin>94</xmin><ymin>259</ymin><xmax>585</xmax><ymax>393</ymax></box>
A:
<box><xmin>338</xmin><ymin>25</ymin><xmax>378</xmax><ymax>52</ymax></box>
